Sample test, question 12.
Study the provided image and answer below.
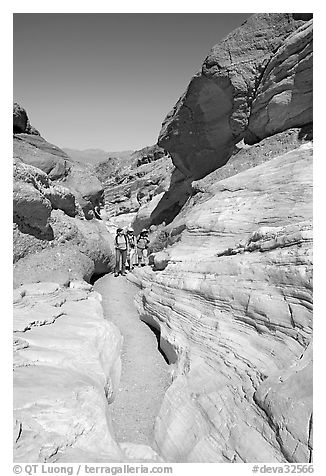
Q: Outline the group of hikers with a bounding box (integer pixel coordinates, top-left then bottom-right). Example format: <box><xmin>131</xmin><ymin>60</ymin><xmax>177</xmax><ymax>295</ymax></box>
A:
<box><xmin>114</xmin><ymin>227</ymin><xmax>150</xmax><ymax>277</ymax></box>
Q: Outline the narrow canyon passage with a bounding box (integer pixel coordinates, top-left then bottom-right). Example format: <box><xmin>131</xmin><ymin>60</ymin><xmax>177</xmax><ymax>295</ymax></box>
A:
<box><xmin>94</xmin><ymin>273</ymin><xmax>171</xmax><ymax>448</ymax></box>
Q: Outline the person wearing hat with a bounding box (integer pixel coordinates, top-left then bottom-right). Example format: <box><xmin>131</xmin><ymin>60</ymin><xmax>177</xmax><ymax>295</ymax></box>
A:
<box><xmin>126</xmin><ymin>227</ymin><xmax>138</xmax><ymax>271</ymax></box>
<box><xmin>137</xmin><ymin>229</ymin><xmax>150</xmax><ymax>266</ymax></box>
<box><xmin>114</xmin><ymin>228</ymin><xmax>128</xmax><ymax>277</ymax></box>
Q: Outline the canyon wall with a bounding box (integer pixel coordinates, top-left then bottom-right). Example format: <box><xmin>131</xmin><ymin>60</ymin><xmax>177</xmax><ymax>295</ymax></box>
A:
<box><xmin>132</xmin><ymin>144</ymin><xmax>313</xmax><ymax>463</ymax></box>
<box><xmin>13</xmin><ymin>12</ymin><xmax>313</xmax><ymax>463</ymax></box>
<box><xmin>13</xmin><ymin>103</ymin><xmax>115</xmax><ymax>286</ymax></box>
<box><xmin>129</xmin><ymin>13</ymin><xmax>313</xmax><ymax>463</ymax></box>
<box><xmin>13</xmin><ymin>281</ymin><xmax>162</xmax><ymax>463</ymax></box>
<box><xmin>12</xmin><ymin>107</ymin><xmax>162</xmax><ymax>462</ymax></box>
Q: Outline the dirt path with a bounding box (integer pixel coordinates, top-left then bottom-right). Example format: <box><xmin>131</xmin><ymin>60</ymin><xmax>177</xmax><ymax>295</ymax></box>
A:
<box><xmin>94</xmin><ymin>273</ymin><xmax>171</xmax><ymax>447</ymax></box>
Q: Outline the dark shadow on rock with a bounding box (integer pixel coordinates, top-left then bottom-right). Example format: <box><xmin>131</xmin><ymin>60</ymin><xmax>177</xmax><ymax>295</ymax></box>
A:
<box><xmin>143</xmin><ymin>320</ymin><xmax>176</xmax><ymax>365</ymax></box>
<box><xmin>90</xmin><ymin>271</ymin><xmax>109</xmax><ymax>285</ymax></box>
<box><xmin>138</xmin><ymin>168</ymin><xmax>192</xmax><ymax>231</ymax></box>
<box><xmin>298</xmin><ymin>123</ymin><xmax>313</xmax><ymax>141</ymax></box>
<box><xmin>13</xmin><ymin>215</ymin><xmax>54</xmax><ymax>241</ymax></box>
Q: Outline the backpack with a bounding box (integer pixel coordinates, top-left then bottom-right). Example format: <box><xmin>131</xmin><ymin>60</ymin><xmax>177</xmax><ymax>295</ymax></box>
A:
<box><xmin>127</xmin><ymin>234</ymin><xmax>136</xmax><ymax>247</ymax></box>
<box><xmin>137</xmin><ymin>236</ymin><xmax>149</xmax><ymax>249</ymax></box>
<box><xmin>115</xmin><ymin>233</ymin><xmax>128</xmax><ymax>248</ymax></box>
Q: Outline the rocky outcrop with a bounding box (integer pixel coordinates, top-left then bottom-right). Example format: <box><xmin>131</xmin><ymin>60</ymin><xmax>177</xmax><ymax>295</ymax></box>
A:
<box><xmin>100</xmin><ymin>145</ymin><xmax>173</xmax><ymax>227</ymax></box>
<box><xmin>61</xmin><ymin>162</ymin><xmax>104</xmax><ymax>217</ymax></box>
<box><xmin>13</xmin><ymin>105</ymin><xmax>115</xmax><ymax>286</ymax></box>
<box><xmin>13</xmin><ymin>102</ymin><xmax>40</xmax><ymax>135</ymax></box>
<box><xmin>131</xmin><ymin>144</ymin><xmax>313</xmax><ymax>462</ymax></box>
<box><xmin>13</xmin><ymin>103</ymin><xmax>104</xmax><ymax>216</ymax></box>
<box><xmin>158</xmin><ymin>13</ymin><xmax>311</xmax><ymax>180</ymax></box>
<box><xmin>134</xmin><ymin>144</ymin><xmax>168</xmax><ymax>166</ymax></box>
<box><xmin>13</xmin><ymin>282</ymin><xmax>122</xmax><ymax>462</ymax></box>
<box><xmin>245</xmin><ymin>20</ymin><xmax>313</xmax><ymax>144</ymax></box>
<box><xmin>13</xmin><ymin>208</ymin><xmax>115</xmax><ymax>286</ymax></box>
<box><xmin>133</xmin><ymin>168</ymin><xmax>192</xmax><ymax>234</ymax></box>
<box><xmin>13</xmin><ymin>135</ymin><xmax>70</xmax><ymax>181</ymax></box>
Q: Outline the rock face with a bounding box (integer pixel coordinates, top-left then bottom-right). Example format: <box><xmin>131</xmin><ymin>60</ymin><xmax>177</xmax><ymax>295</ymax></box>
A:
<box><xmin>13</xmin><ymin>11</ymin><xmax>313</xmax><ymax>464</ymax></box>
<box><xmin>13</xmin><ymin>207</ymin><xmax>115</xmax><ymax>287</ymax></box>
<box><xmin>13</xmin><ymin>104</ymin><xmax>115</xmax><ymax>286</ymax></box>
<box><xmin>14</xmin><ymin>135</ymin><xmax>70</xmax><ymax>180</ymax></box>
<box><xmin>131</xmin><ymin>144</ymin><xmax>313</xmax><ymax>462</ymax></box>
<box><xmin>13</xmin><ymin>103</ymin><xmax>104</xmax><ymax>216</ymax></box>
<box><xmin>13</xmin><ymin>282</ymin><xmax>161</xmax><ymax>462</ymax></box>
<box><xmin>13</xmin><ymin>102</ymin><xmax>40</xmax><ymax>135</ymax></box>
<box><xmin>13</xmin><ymin>282</ymin><xmax>122</xmax><ymax>462</ymax></box>
<box><xmin>98</xmin><ymin>145</ymin><xmax>173</xmax><ymax>229</ymax></box>
<box><xmin>245</xmin><ymin>20</ymin><xmax>313</xmax><ymax>144</ymax></box>
<box><xmin>158</xmin><ymin>13</ymin><xmax>310</xmax><ymax>180</ymax></box>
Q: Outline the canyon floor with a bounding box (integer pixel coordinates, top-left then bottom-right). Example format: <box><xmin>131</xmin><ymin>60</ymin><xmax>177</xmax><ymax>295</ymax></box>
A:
<box><xmin>94</xmin><ymin>272</ymin><xmax>171</xmax><ymax>449</ymax></box>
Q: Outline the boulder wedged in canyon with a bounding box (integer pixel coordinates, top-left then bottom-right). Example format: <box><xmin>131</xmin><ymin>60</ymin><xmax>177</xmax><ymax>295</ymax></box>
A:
<box><xmin>132</xmin><ymin>144</ymin><xmax>313</xmax><ymax>462</ymax></box>
<box><xmin>158</xmin><ymin>13</ymin><xmax>310</xmax><ymax>180</ymax></box>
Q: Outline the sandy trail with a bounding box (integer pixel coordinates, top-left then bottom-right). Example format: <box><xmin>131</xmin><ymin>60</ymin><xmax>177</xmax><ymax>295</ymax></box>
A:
<box><xmin>94</xmin><ymin>273</ymin><xmax>171</xmax><ymax>447</ymax></box>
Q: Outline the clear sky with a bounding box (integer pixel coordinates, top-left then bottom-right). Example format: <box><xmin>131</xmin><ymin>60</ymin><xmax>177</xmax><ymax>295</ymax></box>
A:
<box><xmin>13</xmin><ymin>13</ymin><xmax>251</xmax><ymax>151</ymax></box>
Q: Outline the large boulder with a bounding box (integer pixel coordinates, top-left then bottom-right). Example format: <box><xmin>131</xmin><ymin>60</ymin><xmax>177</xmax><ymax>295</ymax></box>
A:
<box><xmin>245</xmin><ymin>20</ymin><xmax>313</xmax><ymax>144</ymax></box>
<box><xmin>61</xmin><ymin>162</ymin><xmax>104</xmax><ymax>218</ymax></box>
<box><xmin>13</xmin><ymin>135</ymin><xmax>70</xmax><ymax>181</ymax></box>
<box><xmin>13</xmin><ymin>181</ymin><xmax>52</xmax><ymax>237</ymax></box>
<box><xmin>13</xmin><ymin>159</ymin><xmax>77</xmax><ymax>243</ymax></box>
<box><xmin>158</xmin><ymin>13</ymin><xmax>310</xmax><ymax>180</ymax></box>
<box><xmin>13</xmin><ymin>159</ymin><xmax>53</xmax><ymax>238</ymax></box>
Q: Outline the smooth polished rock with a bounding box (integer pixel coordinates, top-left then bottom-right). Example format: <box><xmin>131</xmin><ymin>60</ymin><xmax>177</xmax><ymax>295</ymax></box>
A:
<box><xmin>13</xmin><ymin>284</ymin><xmax>123</xmax><ymax>462</ymax></box>
<box><xmin>132</xmin><ymin>145</ymin><xmax>313</xmax><ymax>462</ymax></box>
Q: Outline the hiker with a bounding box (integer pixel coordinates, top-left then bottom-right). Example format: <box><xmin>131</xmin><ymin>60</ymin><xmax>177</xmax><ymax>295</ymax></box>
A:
<box><xmin>137</xmin><ymin>229</ymin><xmax>150</xmax><ymax>266</ymax></box>
<box><xmin>126</xmin><ymin>227</ymin><xmax>138</xmax><ymax>270</ymax></box>
<box><xmin>114</xmin><ymin>228</ymin><xmax>128</xmax><ymax>277</ymax></box>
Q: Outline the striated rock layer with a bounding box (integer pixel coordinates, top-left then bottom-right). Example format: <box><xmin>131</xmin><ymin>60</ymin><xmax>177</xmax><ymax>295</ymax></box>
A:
<box><xmin>131</xmin><ymin>144</ymin><xmax>313</xmax><ymax>462</ymax></box>
<box><xmin>13</xmin><ymin>282</ymin><xmax>123</xmax><ymax>462</ymax></box>
<box><xmin>13</xmin><ymin>282</ymin><xmax>163</xmax><ymax>463</ymax></box>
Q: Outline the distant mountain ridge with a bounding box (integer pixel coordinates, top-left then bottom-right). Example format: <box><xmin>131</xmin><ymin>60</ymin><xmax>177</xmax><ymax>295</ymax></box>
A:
<box><xmin>63</xmin><ymin>147</ymin><xmax>134</xmax><ymax>165</ymax></box>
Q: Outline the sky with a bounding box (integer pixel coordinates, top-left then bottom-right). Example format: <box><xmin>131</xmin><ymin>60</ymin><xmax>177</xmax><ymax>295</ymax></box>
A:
<box><xmin>13</xmin><ymin>13</ymin><xmax>251</xmax><ymax>151</ymax></box>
